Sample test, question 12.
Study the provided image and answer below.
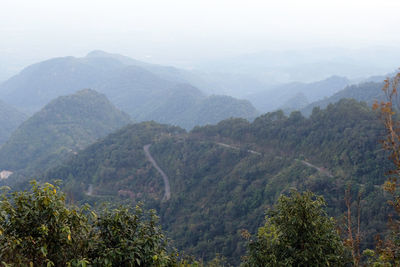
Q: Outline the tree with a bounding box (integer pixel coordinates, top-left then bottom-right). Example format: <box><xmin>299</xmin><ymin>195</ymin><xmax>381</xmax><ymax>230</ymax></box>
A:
<box><xmin>343</xmin><ymin>186</ymin><xmax>362</xmax><ymax>266</ymax></box>
<box><xmin>0</xmin><ymin>181</ymin><xmax>177</xmax><ymax>266</ymax></box>
<box><xmin>90</xmin><ymin>206</ymin><xmax>175</xmax><ymax>266</ymax></box>
<box><xmin>241</xmin><ymin>190</ymin><xmax>347</xmax><ymax>266</ymax></box>
<box><xmin>371</xmin><ymin>72</ymin><xmax>400</xmax><ymax>264</ymax></box>
<box><xmin>0</xmin><ymin>181</ymin><xmax>91</xmax><ymax>266</ymax></box>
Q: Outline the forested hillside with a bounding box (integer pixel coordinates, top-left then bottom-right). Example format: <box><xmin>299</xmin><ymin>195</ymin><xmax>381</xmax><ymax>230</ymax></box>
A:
<box><xmin>0</xmin><ymin>89</ymin><xmax>131</xmax><ymax>174</ymax></box>
<box><xmin>42</xmin><ymin>99</ymin><xmax>390</xmax><ymax>264</ymax></box>
<box><xmin>0</xmin><ymin>100</ymin><xmax>27</xmax><ymax>144</ymax></box>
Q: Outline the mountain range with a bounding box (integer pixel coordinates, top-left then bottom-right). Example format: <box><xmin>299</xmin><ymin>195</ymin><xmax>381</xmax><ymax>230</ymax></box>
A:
<box><xmin>245</xmin><ymin>75</ymin><xmax>350</xmax><ymax>113</ymax></box>
<box><xmin>0</xmin><ymin>49</ymin><xmax>396</xmax><ymax>265</ymax></box>
<box><xmin>301</xmin><ymin>81</ymin><xmax>385</xmax><ymax>115</ymax></box>
<box><xmin>198</xmin><ymin>47</ymin><xmax>400</xmax><ymax>84</ymax></box>
<box><xmin>0</xmin><ymin>51</ymin><xmax>258</xmax><ymax>129</ymax></box>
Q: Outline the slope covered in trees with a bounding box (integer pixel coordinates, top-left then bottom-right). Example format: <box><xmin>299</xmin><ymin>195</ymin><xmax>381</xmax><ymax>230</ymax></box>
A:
<box><xmin>41</xmin><ymin>99</ymin><xmax>390</xmax><ymax>264</ymax></box>
<box><xmin>0</xmin><ymin>89</ymin><xmax>131</xmax><ymax>174</ymax></box>
<box><xmin>0</xmin><ymin>100</ymin><xmax>27</xmax><ymax>145</ymax></box>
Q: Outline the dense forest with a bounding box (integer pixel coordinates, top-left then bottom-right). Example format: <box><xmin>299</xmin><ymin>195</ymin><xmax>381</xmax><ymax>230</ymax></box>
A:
<box><xmin>37</xmin><ymin>99</ymin><xmax>391</xmax><ymax>265</ymax></box>
<box><xmin>0</xmin><ymin>99</ymin><xmax>27</xmax><ymax>145</ymax></box>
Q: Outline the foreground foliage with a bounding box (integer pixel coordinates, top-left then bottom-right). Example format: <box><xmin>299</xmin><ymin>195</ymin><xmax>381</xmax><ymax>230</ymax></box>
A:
<box><xmin>0</xmin><ymin>181</ymin><xmax>176</xmax><ymax>266</ymax></box>
<box><xmin>241</xmin><ymin>190</ymin><xmax>347</xmax><ymax>266</ymax></box>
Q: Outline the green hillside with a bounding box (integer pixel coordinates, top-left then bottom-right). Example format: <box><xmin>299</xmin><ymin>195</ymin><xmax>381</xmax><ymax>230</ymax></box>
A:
<box><xmin>0</xmin><ymin>100</ymin><xmax>27</xmax><ymax>144</ymax></box>
<box><xmin>0</xmin><ymin>89</ymin><xmax>131</xmax><ymax>174</ymax></box>
<box><xmin>41</xmin><ymin>99</ymin><xmax>390</xmax><ymax>264</ymax></box>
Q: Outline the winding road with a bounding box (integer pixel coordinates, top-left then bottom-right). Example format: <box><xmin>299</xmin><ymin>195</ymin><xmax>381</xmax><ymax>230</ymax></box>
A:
<box><xmin>216</xmin><ymin>142</ymin><xmax>333</xmax><ymax>177</ymax></box>
<box><xmin>216</xmin><ymin>142</ymin><xmax>262</xmax><ymax>155</ymax></box>
<box><xmin>142</xmin><ymin>141</ymin><xmax>332</xmax><ymax>202</ymax></box>
<box><xmin>298</xmin><ymin>160</ymin><xmax>333</xmax><ymax>177</ymax></box>
<box><xmin>143</xmin><ymin>144</ymin><xmax>171</xmax><ymax>201</ymax></box>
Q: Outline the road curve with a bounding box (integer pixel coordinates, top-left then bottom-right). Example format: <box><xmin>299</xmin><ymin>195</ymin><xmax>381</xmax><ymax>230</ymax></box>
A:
<box><xmin>298</xmin><ymin>160</ymin><xmax>333</xmax><ymax>178</ymax></box>
<box><xmin>143</xmin><ymin>144</ymin><xmax>171</xmax><ymax>201</ymax></box>
<box><xmin>216</xmin><ymin>141</ymin><xmax>333</xmax><ymax>177</ymax></box>
<box><xmin>216</xmin><ymin>142</ymin><xmax>262</xmax><ymax>155</ymax></box>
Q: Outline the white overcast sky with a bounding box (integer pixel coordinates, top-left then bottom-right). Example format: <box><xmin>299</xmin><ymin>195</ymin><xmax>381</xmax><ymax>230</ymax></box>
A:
<box><xmin>1</xmin><ymin>0</ymin><xmax>400</xmax><ymax>67</ymax></box>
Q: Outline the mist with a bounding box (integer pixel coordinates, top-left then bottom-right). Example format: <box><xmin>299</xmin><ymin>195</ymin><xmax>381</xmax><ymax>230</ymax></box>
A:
<box><xmin>1</xmin><ymin>0</ymin><xmax>400</xmax><ymax>79</ymax></box>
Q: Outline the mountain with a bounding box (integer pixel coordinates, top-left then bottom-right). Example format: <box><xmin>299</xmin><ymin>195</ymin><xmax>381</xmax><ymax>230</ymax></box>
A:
<box><xmin>0</xmin><ymin>56</ymin><xmax>123</xmax><ymax>114</ymax></box>
<box><xmin>245</xmin><ymin>76</ymin><xmax>350</xmax><ymax>113</ymax></box>
<box><xmin>182</xmin><ymin>95</ymin><xmax>258</xmax><ymax>127</ymax></box>
<box><xmin>0</xmin><ymin>52</ymin><xmax>258</xmax><ymax>129</ymax></box>
<box><xmin>92</xmin><ymin>65</ymin><xmax>258</xmax><ymax>128</ymax></box>
<box><xmin>302</xmin><ymin>81</ymin><xmax>385</xmax><ymax>116</ymax></box>
<box><xmin>42</xmin><ymin>99</ymin><xmax>389</xmax><ymax>265</ymax></box>
<box><xmin>0</xmin><ymin>100</ymin><xmax>27</xmax><ymax>145</ymax></box>
<box><xmin>189</xmin><ymin>71</ymin><xmax>275</xmax><ymax>98</ymax></box>
<box><xmin>87</xmin><ymin>50</ymin><xmax>223</xmax><ymax>95</ymax></box>
<box><xmin>279</xmin><ymin>92</ymin><xmax>309</xmax><ymax>112</ymax></box>
<box><xmin>0</xmin><ymin>89</ymin><xmax>131</xmax><ymax>174</ymax></box>
<box><xmin>141</xmin><ymin>90</ymin><xmax>257</xmax><ymax>129</ymax></box>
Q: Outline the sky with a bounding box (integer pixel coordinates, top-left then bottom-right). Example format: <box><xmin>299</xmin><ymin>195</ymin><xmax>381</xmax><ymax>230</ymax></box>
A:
<box><xmin>1</xmin><ymin>0</ymin><xmax>400</xmax><ymax>70</ymax></box>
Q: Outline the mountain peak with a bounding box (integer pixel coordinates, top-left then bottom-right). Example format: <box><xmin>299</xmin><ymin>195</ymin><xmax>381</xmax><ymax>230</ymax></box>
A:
<box><xmin>86</xmin><ymin>50</ymin><xmax>114</xmax><ymax>58</ymax></box>
<box><xmin>74</xmin><ymin>88</ymin><xmax>102</xmax><ymax>96</ymax></box>
<box><xmin>0</xmin><ymin>89</ymin><xmax>131</xmax><ymax>172</ymax></box>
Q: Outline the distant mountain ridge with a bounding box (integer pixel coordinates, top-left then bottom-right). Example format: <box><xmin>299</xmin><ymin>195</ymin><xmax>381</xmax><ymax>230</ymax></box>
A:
<box><xmin>302</xmin><ymin>81</ymin><xmax>385</xmax><ymax>115</ymax></box>
<box><xmin>198</xmin><ymin>47</ymin><xmax>400</xmax><ymax>84</ymax></box>
<box><xmin>245</xmin><ymin>75</ymin><xmax>350</xmax><ymax>113</ymax></box>
<box><xmin>87</xmin><ymin>50</ymin><xmax>221</xmax><ymax>94</ymax></box>
<box><xmin>0</xmin><ymin>51</ymin><xmax>258</xmax><ymax>129</ymax></box>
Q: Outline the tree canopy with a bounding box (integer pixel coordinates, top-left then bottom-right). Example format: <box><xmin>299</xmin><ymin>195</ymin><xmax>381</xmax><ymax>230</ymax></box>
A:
<box><xmin>0</xmin><ymin>181</ymin><xmax>176</xmax><ymax>266</ymax></box>
<box><xmin>242</xmin><ymin>190</ymin><xmax>347</xmax><ymax>266</ymax></box>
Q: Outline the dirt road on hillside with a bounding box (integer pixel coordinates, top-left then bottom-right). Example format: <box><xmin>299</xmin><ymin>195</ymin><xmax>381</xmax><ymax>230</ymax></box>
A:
<box><xmin>144</xmin><ymin>144</ymin><xmax>171</xmax><ymax>201</ymax></box>
<box><xmin>216</xmin><ymin>142</ymin><xmax>333</xmax><ymax>177</ymax></box>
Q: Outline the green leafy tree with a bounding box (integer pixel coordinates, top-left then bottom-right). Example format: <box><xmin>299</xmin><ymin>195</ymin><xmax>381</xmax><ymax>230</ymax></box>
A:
<box><xmin>0</xmin><ymin>181</ymin><xmax>177</xmax><ymax>266</ymax></box>
<box><xmin>0</xmin><ymin>181</ymin><xmax>91</xmax><ymax>266</ymax></box>
<box><xmin>90</xmin><ymin>206</ymin><xmax>176</xmax><ymax>266</ymax></box>
<box><xmin>241</xmin><ymin>190</ymin><xmax>347</xmax><ymax>266</ymax></box>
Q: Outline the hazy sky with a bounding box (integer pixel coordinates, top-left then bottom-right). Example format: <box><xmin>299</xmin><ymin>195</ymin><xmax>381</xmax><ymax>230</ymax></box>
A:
<box><xmin>1</xmin><ymin>0</ymin><xmax>400</xmax><ymax>68</ymax></box>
